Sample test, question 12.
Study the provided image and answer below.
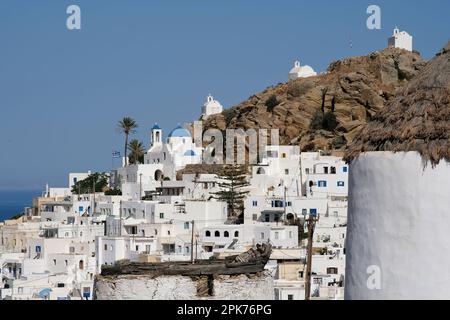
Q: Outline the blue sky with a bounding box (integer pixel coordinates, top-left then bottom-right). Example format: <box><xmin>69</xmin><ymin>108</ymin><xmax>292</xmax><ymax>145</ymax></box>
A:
<box><xmin>0</xmin><ymin>0</ymin><xmax>449</xmax><ymax>190</ymax></box>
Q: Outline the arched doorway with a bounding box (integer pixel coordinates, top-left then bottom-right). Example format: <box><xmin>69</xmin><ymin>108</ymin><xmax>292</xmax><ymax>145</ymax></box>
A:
<box><xmin>79</xmin><ymin>260</ymin><xmax>84</xmax><ymax>270</ymax></box>
<box><xmin>154</xmin><ymin>170</ymin><xmax>163</xmax><ymax>181</ymax></box>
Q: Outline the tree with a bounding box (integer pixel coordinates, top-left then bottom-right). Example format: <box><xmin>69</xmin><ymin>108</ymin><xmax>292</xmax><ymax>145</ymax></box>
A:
<box><xmin>331</xmin><ymin>96</ymin><xmax>336</xmax><ymax>113</ymax></box>
<box><xmin>117</xmin><ymin>117</ymin><xmax>138</xmax><ymax>167</ymax></box>
<box><xmin>71</xmin><ymin>172</ymin><xmax>109</xmax><ymax>194</ymax></box>
<box><xmin>212</xmin><ymin>165</ymin><xmax>249</xmax><ymax>223</ymax></box>
<box><xmin>128</xmin><ymin>139</ymin><xmax>145</xmax><ymax>165</ymax></box>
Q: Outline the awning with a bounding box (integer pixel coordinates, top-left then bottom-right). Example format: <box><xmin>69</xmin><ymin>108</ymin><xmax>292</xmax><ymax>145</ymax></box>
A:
<box><xmin>38</xmin><ymin>288</ymin><xmax>52</xmax><ymax>298</ymax></box>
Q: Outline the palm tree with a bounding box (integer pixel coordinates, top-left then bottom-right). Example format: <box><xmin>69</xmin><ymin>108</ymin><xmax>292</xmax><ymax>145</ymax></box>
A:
<box><xmin>117</xmin><ymin>117</ymin><xmax>138</xmax><ymax>166</ymax></box>
<box><xmin>128</xmin><ymin>139</ymin><xmax>145</xmax><ymax>165</ymax></box>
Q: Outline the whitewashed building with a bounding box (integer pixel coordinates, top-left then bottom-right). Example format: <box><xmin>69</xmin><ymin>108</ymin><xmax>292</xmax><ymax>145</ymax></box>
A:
<box><xmin>388</xmin><ymin>27</ymin><xmax>413</xmax><ymax>52</ymax></box>
<box><xmin>288</xmin><ymin>60</ymin><xmax>317</xmax><ymax>80</ymax></box>
<box><xmin>201</xmin><ymin>94</ymin><xmax>223</xmax><ymax>119</ymax></box>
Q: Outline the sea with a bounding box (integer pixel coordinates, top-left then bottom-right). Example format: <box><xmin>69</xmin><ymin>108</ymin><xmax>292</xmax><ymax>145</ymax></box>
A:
<box><xmin>0</xmin><ymin>190</ymin><xmax>42</xmax><ymax>222</ymax></box>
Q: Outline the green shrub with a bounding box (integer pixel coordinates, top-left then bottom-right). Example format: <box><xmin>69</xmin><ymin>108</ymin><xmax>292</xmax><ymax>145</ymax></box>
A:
<box><xmin>310</xmin><ymin>110</ymin><xmax>338</xmax><ymax>131</ymax></box>
<box><xmin>105</xmin><ymin>188</ymin><xmax>122</xmax><ymax>196</ymax></box>
<box><xmin>265</xmin><ymin>94</ymin><xmax>279</xmax><ymax>112</ymax></box>
<box><xmin>322</xmin><ymin>112</ymin><xmax>337</xmax><ymax>131</ymax></box>
<box><xmin>310</xmin><ymin>110</ymin><xmax>324</xmax><ymax>129</ymax></box>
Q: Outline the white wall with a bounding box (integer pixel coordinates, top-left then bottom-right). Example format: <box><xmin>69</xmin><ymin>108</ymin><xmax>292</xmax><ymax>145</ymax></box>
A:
<box><xmin>345</xmin><ymin>152</ymin><xmax>450</xmax><ymax>299</ymax></box>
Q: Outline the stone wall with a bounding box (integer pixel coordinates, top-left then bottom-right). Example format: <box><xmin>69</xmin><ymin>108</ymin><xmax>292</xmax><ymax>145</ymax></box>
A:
<box><xmin>94</xmin><ymin>271</ymin><xmax>274</xmax><ymax>300</ymax></box>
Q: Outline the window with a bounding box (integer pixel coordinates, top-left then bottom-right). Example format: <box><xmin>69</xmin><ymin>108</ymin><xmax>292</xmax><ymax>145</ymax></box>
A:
<box><xmin>324</xmin><ymin>167</ymin><xmax>329</xmax><ymax>174</ymax></box>
<box><xmin>327</xmin><ymin>267</ymin><xmax>338</xmax><ymax>275</ymax></box>
<box><xmin>310</xmin><ymin>209</ymin><xmax>317</xmax><ymax>216</ymax></box>
<box><xmin>252</xmin><ymin>214</ymin><xmax>257</xmax><ymax>221</ymax></box>
<box><xmin>265</xmin><ymin>214</ymin><xmax>270</xmax><ymax>222</ymax></box>
<box><xmin>79</xmin><ymin>206</ymin><xmax>84</xmax><ymax>212</ymax></box>
<box><xmin>302</xmin><ymin>209</ymin><xmax>307</xmax><ymax>216</ymax></box>
<box><xmin>224</xmin><ymin>231</ymin><xmax>229</xmax><ymax>238</ymax></box>
<box><xmin>184</xmin><ymin>222</ymin><xmax>190</xmax><ymax>230</ymax></box>
<box><xmin>337</xmin><ymin>181</ymin><xmax>345</xmax><ymax>187</ymax></box>
<box><xmin>65</xmin><ymin>260</ymin><xmax>68</xmax><ymax>266</ymax></box>
<box><xmin>135</xmin><ymin>245</ymin><xmax>139</xmax><ymax>251</ymax></box>
<box><xmin>305</xmin><ymin>168</ymin><xmax>310</xmax><ymax>174</ymax></box>
<box><xmin>159</xmin><ymin>213</ymin><xmax>164</xmax><ymax>219</ymax></box>
<box><xmin>104</xmin><ymin>244</ymin><xmax>107</xmax><ymax>251</ymax></box>
<box><xmin>260</xmin><ymin>233</ymin><xmax>265</xmax><ymax>239</ymax></box>
<box><xmin>274</xmin><ymin>232</ymin><xmax>279</xmax><ymax>240</ymax></box>
<box><xmin>234</xmin><ymin>231</ymin><xmax>239</xmax><ymax>237</ymax></box>
<box><xmin>288</xmin><ymin>294</ymin><xmax>294</xmax><ymax>300</ymax></box>
<box><xmin>318</xmin><ymin>180</ymin><xmax>327</xmax><ymax>187</ymax></box>
<box><xmin>205</xmin><ymin>230</ymin><xmax>211</xmax><ymax>237</ymax></box>
<box><xmin>214</xmin><ymin>231</ymin><xmax>220</xmax><ymax>237</ymax></box>
<box><xmin>53</xmin><ymin>259</ymin><xmax>56</xmax><ymax>265</ymax></box>
<box><xmin>252</xmin><ymin>200</ymin><xmax>258</xmax><ymax>207</ymax></box>
<box><xmin>343</xmin><ymin>166</ymin><xmax>348</xmax><ymax>173</ymax></box>
<box><xmin>330</xmin><ymin>167</ymin><xmax>336</xmax><ymax>174</ymax></box>
<box><xmin>285</xmin><ymin>169</ymin><xmax>289</xmax><ymax>175</ymax></box>
<box><xmin>289</xmin><ymin>231</ymin><xmax>293</xmax><ymax>238</ymax></box>
<box><xmin>35</xmin><ymin>245</ymin><xmax>41</xmax><ymax>253</ymax></box>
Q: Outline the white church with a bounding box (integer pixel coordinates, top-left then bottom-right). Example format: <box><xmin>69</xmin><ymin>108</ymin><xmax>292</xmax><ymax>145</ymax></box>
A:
<box><xmin>113</xmin><ymin>123</ymin><xmax>202</xmax><ymax>199</ymax></box>
<box><xmin>288</xmin><ymin>60</ymin><xmax>317</xmax><ymax>80</ymax></box>
<box><xmin>144</xmin><ymin>123</ymin><xmax>203</xmax><ymax>174</ymax></box>
<box><xmin>388</xmin><ymin>27</ymin><xmax>413</xmax><ymax>52</ymax></box>
<box><xmin>201</xmin><ymin>94</ymin><xmax>223</xmax><ymax>119</ymax></box>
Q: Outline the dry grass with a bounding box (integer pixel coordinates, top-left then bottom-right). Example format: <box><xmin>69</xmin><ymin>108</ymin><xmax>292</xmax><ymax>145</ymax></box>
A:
<box><xmin>345</xmin><ymin>41</ymin><xmax>450</xmax><ymax>165</ymax></box>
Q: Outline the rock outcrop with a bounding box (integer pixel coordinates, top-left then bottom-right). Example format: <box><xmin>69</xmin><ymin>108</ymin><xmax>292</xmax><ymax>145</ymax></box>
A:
<box><xmin>345</xmin><ymin>41</ymin><xmax>450</xmax><ymax>165</ymax></box>
<box><xmin>201</xmin><ymin>47</ymin><xmax>426</xmax><ymax>153</ymax></box>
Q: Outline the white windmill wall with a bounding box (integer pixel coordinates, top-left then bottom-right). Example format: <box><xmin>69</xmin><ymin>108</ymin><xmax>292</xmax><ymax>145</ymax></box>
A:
<box><xmin>345</xmin><ymin>151</ymin><xmax>450</xmax><ymax>299</ymax></box>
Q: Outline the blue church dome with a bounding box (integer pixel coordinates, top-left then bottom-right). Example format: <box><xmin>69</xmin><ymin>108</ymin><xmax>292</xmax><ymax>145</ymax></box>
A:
<box><xmin>184</xmin><ymin>150</ymin><xmax>196</xmax><ymax>156</ymax></box>
<box><xmin>168</xmin><ymin>124</ymin><xmax>191</xmax><ymax>138</ymax></box>
<box><xmin>152</xmin><ymin>123</ymin><xmax>161</xmax><ymax>130</ymax></box>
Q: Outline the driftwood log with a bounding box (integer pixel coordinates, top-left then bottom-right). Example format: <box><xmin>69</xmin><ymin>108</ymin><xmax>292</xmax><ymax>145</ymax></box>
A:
<box><xmin>101</xmin><ymin>243</ymin><xmax>272</xmax><ymax>277</ymax></box>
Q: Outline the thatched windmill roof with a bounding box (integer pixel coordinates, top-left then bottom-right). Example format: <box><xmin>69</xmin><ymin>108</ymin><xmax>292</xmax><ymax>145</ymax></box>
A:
<box><xmin>345</xmin><ymin>41</ymin><xmax>450</xmax><ymax>165</ymax></box>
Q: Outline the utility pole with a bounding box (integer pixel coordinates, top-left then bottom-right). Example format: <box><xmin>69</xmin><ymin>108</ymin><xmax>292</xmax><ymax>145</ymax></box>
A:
<box><xmin>191</xmin><ymin>220</ymin><xmax>195</xmax><ymax>264</ymax></box>
<box><xmin>195</xmin><ymin>234</ymin><xmax>198</xmax><ymax>261</ymax></box>
<box><xmin>92</xmin><ymin>176</ymin><xmax>96</xmax><ymax>216</ymax></box>
<box><xmin>139</xmin><ymin>173</ymin><xmax>143</xmax><ymax>200</ymax></box>
<box><xmin>119</xmin><ymin>200</ymin><xmax>123</xmax><ymax>237</ymax></box>
<box><xmin>283</xmin><ymin>186</ymin><xmax>287</xmax><ymax>222</ymax></box>
<box><xmin>304</xmin><ymin>213</ymin><xmax>318</xmax><ymax>300</ymax></box>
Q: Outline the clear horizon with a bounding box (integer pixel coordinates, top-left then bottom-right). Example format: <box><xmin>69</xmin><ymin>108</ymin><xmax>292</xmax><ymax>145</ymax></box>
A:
<box><xmin>0</xmin><ymin>0</ymin><xmax>449</xmax><ymax>191</ymax></box>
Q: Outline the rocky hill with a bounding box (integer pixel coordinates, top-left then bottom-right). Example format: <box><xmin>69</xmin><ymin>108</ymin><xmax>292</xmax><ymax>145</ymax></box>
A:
<box><xmin>345</xmin><ymin>41</ymin><xmax>450</xmax><ymax>165</ymax></box>
<box><xmin>201</xmin><ymin>47</ymin><xmax>426</xmax><ymax>153</ymax></box>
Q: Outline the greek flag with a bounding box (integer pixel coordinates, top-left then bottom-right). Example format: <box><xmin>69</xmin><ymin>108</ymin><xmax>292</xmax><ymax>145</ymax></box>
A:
<box><xmin>112</xmin><ymin>151</ymin><xmax>121</xmax><ymax>158</ymax></box>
